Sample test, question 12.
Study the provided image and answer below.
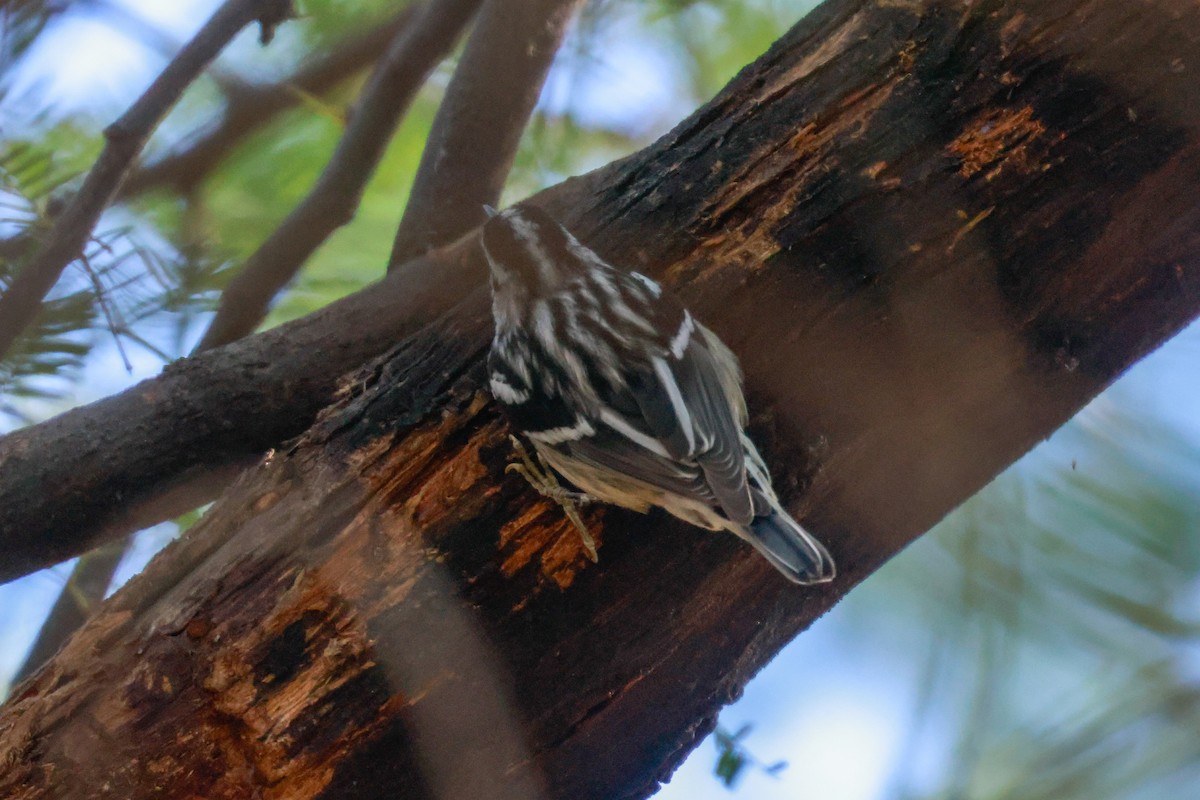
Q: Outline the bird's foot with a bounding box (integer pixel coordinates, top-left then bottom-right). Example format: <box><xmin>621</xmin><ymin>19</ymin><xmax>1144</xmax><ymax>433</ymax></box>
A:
<box><xmin>506</xmin><ymin>435</ymin><xmax>599</xmax><ymax>562</ymax></box>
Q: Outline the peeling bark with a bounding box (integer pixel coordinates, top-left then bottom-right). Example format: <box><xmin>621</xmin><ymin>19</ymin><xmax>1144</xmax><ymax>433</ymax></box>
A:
<box><xmin>3</xmin><ymin>0</ymin><xmax>1200</xmax><ymax>798</ymax></box>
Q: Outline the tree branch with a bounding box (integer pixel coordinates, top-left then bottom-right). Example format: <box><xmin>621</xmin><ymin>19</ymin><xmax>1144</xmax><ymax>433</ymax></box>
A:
<box><xmin>0</xmin><ymin>0</ymin><xmax>294</xmax><ymax>363</ymax></box>
<box><xmin>9</xmin><ymin>0</ymin><xmax>358</xmax><ymax>673</ymax></box>
<box><xmin>5</xmin><ymin>2</ymin><xmax>1200</xmax><ymax>793</ymax></box>
<box><xmin>0</xmin><ymin>240</ymin><xmax>481</xmax><ymax>582</ymax></box>
<box><xmin>117</xmin><ymin>7</ymin><xmax>421</xmax><ymax>199</ymax></box>
<box><xmin>192</xmin><ymin>0</ymin><xmax>483</xmax><ymax>353</ymax></box>
<box><xmin>87</xmin><ymin>0</ymin><xmax>250</xmax><ymax>98</ymax></box>
<box><xmin>10</xmin><ymin>540</ymin><xmax>127</xmax><ymax>685</ymax></box>
<box><xmin>0</xmin><ymin>233</ymin><xmax>33</xmax><ymax>263</ymax></box>
<box><xmin>389</xmin><ymin>0</ymin><xmax>584</xmax><ymax>265</ymax></box>
<box><xmin>2</xmin><ymin>0</ymin><xmax>1199</xmax><ymax>601</ymax></box>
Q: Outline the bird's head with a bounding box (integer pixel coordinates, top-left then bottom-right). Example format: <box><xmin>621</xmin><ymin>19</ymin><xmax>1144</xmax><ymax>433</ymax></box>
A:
<box><xmin>481</xmin><ymin>204</ymin><xmax>586</xmax><ymax>300</ymax></box>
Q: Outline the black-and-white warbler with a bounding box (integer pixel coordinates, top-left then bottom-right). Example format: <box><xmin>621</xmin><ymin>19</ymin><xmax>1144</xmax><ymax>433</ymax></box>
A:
<box><xmin>481</xmin><ymin>204</ymin><xmax>835</xmax><ymax>585</ymax></box>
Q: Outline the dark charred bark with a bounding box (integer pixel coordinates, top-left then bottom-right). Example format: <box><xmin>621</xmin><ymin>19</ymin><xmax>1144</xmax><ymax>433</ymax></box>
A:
<box><xmin>2</xmin><ymin>0</ymin><xmax>1200</xmax><ymax>798</ymax></box>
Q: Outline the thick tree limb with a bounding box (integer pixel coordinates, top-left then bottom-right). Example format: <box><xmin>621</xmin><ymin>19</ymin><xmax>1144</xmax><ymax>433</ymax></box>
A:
<box><xmin>5</xmin><ymin>461</ymin><xmax>247</xmax><ymax>676</ymax></box>
<box><xmin>3</xmin><ymin>1</ymin><xmax>1200</xmax><ymax>798</ymax></box>
<box><xmin>0</xmin><ymin>234</ymin><xmax>32</xmax><ymax>262</ymax></box>
<box><xmin>193</xmin><ymin>0</ymin><xmax>483</xmax><ymax>352</ymax></box>
<box><xmin>0</xmin><ymin>0</ymin><xmax>293</xmax><ymax>362</ymax></box>
<box><xmin>117</xmin><ymin>7</ymin><xmax>421</xmax><ymax>199</ymax></box>
<box><xmin>389</xmin><ymin>0</ymin><xmax>584</xmax><ymax>265</ymax></box>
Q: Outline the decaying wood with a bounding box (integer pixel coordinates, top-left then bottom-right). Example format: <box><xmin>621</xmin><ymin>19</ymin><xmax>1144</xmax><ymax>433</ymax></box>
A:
<box><xmin>3</xmin><ymin>0</ymin><xmax>1200</xmax><ymax>798</ymax></box>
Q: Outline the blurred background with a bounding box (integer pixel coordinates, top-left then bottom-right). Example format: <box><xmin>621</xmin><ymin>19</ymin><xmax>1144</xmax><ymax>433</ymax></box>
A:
<box><xmin>2</xmin><ymin>1</ymin><xmax>1199</xmax><ymax>798</ymax></box>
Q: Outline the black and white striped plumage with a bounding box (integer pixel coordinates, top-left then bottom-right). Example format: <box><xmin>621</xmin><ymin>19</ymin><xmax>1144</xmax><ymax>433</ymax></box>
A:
<box><xmin>481</xmin><ymin>204</ymin><xmax>835</xmax><ymax>585</ymax></box>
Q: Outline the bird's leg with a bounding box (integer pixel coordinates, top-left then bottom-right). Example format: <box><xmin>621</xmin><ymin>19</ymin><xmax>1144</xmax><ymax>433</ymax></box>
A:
<box><xmin>506</xmin><ymin>435</ymin><xmax>599</xmax><ymax>562</ymax></box>
<box><xmin>505</xmin><ymin>436</ymin><xmax>594</xmax><ymax>505</ymax></box>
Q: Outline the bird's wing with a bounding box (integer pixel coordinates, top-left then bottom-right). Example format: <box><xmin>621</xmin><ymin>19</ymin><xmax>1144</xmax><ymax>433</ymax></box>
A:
<box><xmin>547</xmin><ymin>286</ymin><xmax>753</xmax><ymax>526</ymax></box>
<box><xmin>555</xmin><ymin>424</ymin><xmax>719</xmax><ymax>508</ymax></box>
<box><xmin>489</xmin><ymin>292</ymin><xmax>754</xmax><ymax>527</ymax></box>
<box><xmin>614</xmin><ymin>326</ymin><xmax>754</xmax><ymax>527</ymax></box>
<box><xmin>490</xmin><ymin>342</ymin><xmax>722</xmax><ymax>515</ymax></box>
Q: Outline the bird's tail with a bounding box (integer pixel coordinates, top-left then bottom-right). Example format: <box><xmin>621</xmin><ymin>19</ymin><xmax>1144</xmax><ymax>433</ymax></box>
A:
<box><xmin>738</xmin><ymin>432</ymin><xmax>835</xmax><ymax>585</ymax></box>
<box><xmin>743</xmin><ymin>509</ymin><xmax>836</xmax><ymax>585</ymax></box>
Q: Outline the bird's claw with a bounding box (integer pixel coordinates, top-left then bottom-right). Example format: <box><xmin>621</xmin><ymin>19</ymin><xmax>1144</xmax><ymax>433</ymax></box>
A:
<box><xmin>507</xmin><ymin>435</ymin><xmax>599</xmax><ymax>562</ymax></box>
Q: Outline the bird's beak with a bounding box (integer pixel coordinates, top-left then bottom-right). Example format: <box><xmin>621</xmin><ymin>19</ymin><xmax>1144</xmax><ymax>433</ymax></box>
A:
<box><xmin>482</xmin><ymin>204</ymin><xmax>498</xmax><ymax>219</ymax></box>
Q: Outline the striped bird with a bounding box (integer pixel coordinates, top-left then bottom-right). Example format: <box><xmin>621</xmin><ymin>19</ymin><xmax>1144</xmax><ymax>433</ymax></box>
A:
<box><xmin>481</xmin><ymin>204</ymin><xmax>835</xmax><ymax>584</ymax></box>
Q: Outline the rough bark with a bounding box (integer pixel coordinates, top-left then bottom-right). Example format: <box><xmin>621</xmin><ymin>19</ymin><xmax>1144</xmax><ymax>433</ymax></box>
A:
<box><xmin>3</xmin><ymin>0</ymin><xmax>1200</xmax><ymax>798</ymax></box>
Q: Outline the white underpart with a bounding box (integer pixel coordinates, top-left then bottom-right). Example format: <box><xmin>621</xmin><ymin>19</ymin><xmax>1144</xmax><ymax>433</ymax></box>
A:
<box><xmin>652</xmin><ymin>356</ymin><xmax>696</xmax><ymax>453</ymax></box>
<box><xmin>670</xmin><ymin>312</ymin><xmax>694</xmax><ymax>359</ymax></box>
<box><xmin>489</xmin><ymin>372</ymin><xmax>529</xmax><ymax>404</ymax></box>
<box><xmin>599</xmin><ymin>408</ymin><xmax>671</xmax><ymax>458</ymax></box>
<box><xmin>631</xmin><ymin>272</ymin><xmax>662</xmax><ymax>297</ymax></box>
<box><xmin>529</xmin><ymin>417</ymin><xmax>595</xmax><ymax>445</ymax></box>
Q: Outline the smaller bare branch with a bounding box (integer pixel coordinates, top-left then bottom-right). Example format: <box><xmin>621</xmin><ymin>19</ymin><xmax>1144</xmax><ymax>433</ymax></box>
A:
<box><xmin>11</xmin><ymin>541</ymin><xmax>126</xmax><ymax>684</ymax></box>
<box><xmin>389</xmin><ymin>0</ymin><xmax>585</xmax><ymax>267</ymax></box>
<box><xmin>87</xmin><ymin>0</ymin><xmax>248</xmax><ymax>96</ymax></box>
<box><xmin>118</xmin><ymin>7</ymin><xmax>422</xmax><ymax>199</ymax></box>
<box><xmin>0</xmin><ymin>233</ymin><xmax>33</xmax><ymax>262</ymax></box>
<box><xmin>0</xmin><ymin>0</ymin><xmax>294</xmax><ymax>362</ymax></box>
<box><xmin>193</xmin><ymin>0</ymin><xmax>484</xmax><ymax>352</ymax></box>
<box><xmin>78</xmin><ymin>252</ymin><xmax>132</xmax><ymax>372</ymax></box>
